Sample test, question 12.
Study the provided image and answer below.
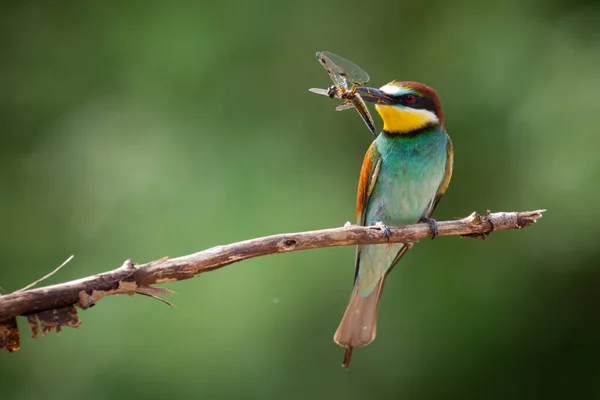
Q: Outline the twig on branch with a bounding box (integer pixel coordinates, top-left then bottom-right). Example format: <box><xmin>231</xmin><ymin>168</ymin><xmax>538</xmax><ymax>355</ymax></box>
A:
<box><xmin>0</xmin><ymin>209</ymin><xmax>545</xmax><ymax>351</ymax></box>
<box><xmin>15</xmin><ymin>255</ymin><xmax>74</xmax><ymax>293</ymax></box>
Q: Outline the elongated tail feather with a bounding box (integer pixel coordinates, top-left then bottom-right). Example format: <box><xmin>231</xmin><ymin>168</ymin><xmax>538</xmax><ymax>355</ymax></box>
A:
<box><xmin>334</xmin><ymin>277</ymin><xmax>386</xmax><ymax>369</ymax></box>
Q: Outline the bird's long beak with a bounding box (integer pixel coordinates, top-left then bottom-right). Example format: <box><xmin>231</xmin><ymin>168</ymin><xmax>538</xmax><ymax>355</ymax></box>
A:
<box><xmin>355</xmin><ymin>87</ymin><xmax>396</xmax><ymax>105</ymax></box>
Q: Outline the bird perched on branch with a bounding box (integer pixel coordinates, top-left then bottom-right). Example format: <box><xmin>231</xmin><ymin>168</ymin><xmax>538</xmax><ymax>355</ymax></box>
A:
<box><xmin>334</xmin><ymin>81</ymin><xmax>453</xmax><ymax>369</ymax></box>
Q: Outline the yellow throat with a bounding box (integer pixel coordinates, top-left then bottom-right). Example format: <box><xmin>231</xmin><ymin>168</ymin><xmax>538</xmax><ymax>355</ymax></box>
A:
<box><xmin>375</xmin><ymin>104</ymin><xmax>438</xmax><ymax>134</ymax></box>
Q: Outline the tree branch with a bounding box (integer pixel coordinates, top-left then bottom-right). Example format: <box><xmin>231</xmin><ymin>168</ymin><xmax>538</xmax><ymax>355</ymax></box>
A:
<box><xmin>0</xmin><ymin>209</ymin><xmax>545</xmax><ymax>351</ymax></box>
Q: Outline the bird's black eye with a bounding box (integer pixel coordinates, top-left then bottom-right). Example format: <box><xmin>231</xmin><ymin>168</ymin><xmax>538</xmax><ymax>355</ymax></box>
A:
<box><xmin>404</xmin><ymin>94</ymin><xmax>417</xmax><ymax>104</ymax></box>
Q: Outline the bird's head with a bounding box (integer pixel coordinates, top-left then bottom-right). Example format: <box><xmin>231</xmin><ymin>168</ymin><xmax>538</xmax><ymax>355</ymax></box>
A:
<box><xmin>356</xmin><ymin>81</ymin><xmax>443</xmax><ymax>134</ymax></box>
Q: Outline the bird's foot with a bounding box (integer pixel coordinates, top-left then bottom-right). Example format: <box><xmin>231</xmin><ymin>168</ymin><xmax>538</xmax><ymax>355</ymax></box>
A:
<box><xmin>419</xmin><ymin>217</ymin><xmax>439</xmax><ymax>240</ymax></box>
<box><xmin>370</xmin><ymin>221</ymin><xmax>391</xmax><ymax>242</ymax></box>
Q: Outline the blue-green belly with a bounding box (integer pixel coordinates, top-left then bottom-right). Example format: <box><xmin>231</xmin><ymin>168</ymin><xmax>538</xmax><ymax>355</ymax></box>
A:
<box><xmin>357</xmin><ymin>129</ymin><xmax>448</xmax><ymax>296</ymax></box>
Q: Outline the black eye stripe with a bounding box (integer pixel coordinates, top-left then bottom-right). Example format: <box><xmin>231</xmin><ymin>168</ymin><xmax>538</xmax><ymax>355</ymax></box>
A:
<box><xmin>398</xmin><ymin>94</ymin><xmax>418</xmax><ymax>106</ymax></box>
<box><xmin>395</xmin><ymin>95</ymin><xmax>437</xmax><ymax>113</ymax></box>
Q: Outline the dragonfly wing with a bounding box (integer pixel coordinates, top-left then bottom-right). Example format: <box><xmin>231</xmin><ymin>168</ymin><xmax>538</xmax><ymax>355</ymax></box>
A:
<box><xmin>335</xmin><ymin>101</ymin><xmax>355</xmax><ymax>111</ymax></box>
<box><xmin>309</xmin><ymin>88</ymin><xmax>330</xmax><ymax>96</ymax></box>
<box><xmin>317</xmin><ymin>51</ymin><xmax>370</xmax><ymax>86</ymax></box>
<box><xmin>316</xmin><ymin>52</ymin><xmax>348</xmax><ymax>89</ymax></box>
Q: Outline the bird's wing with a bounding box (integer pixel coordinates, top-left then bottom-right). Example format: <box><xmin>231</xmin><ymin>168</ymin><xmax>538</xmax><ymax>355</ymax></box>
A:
<box><xmin>428</xmin><ymin>133</ymin><xmax>454</xmax><ymax>216</ymax></box>
<box><xmin>355</xmin><ymin>142</ymin><xmax>381</xmax><ymax>226</ymax></box>
<box><xmin>354</xmin><ymin>142</ymin><xmax>381</xmax><ymax>282</ymax></box>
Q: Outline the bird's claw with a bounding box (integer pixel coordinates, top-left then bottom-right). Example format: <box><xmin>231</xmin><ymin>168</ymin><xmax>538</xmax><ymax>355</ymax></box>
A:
<box><xmin>371</xmin><ymin>221</ymin><xmax>392</xmax><ymax>242</ymax></box>
<box><xmin>419</xmin><ymin>217</ymin><xmax>439</xmax><ymax>240</ymax></box>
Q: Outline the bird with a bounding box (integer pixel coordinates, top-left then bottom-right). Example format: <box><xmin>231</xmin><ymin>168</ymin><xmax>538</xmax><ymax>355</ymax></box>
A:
<box><xmin>333</xmin><ymin>81</ymin><xmax>453</xmax><ymax>369</ymax></box>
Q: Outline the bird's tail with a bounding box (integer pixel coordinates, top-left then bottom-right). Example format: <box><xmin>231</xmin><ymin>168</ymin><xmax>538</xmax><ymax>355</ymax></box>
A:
<box><xmin>333</xmin><ymin>277</ymin><xmax>386</xmax><ymax>369</ymax></box>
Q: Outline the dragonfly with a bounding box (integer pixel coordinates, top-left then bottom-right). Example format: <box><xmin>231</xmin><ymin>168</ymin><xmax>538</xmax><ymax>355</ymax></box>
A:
<box><xmin>309</xmin><ymin>51</ymin><xmax>377</xmax><ymax>136</ymax></box>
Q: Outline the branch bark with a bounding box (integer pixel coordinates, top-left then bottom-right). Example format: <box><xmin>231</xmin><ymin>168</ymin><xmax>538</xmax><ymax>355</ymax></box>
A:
<box><xmin>0</xmin><ymin>209</ymin><xmax>545</xmax><ymax>351</ymax></box>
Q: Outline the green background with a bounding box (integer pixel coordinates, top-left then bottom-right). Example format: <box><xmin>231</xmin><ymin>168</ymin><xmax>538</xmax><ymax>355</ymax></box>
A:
<box><xmin>2</xmin><ymin>0</ymin><xmax>600</xmax><ymax>398</ymax></box>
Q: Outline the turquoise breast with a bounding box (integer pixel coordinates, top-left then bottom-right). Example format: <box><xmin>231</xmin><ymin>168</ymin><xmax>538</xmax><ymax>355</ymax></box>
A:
<box><xmin>355</xmin><ymin>128</ymin><xmax>449</xmax><ymax>296</ymax></box>
<box><xmin>366</xmin><ymin>128</ymin><xmax>448</xmax><ymax>226</ymax></box>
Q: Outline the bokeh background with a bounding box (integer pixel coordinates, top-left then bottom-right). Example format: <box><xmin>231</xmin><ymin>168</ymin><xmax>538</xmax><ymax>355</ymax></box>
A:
<box><xmin>2</xmin><ymin>0</ymin><xmax>600</xmax><ymax>398</ymax></box>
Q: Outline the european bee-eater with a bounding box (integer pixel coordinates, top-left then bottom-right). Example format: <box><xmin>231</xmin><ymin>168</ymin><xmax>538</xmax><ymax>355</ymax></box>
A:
<box><xmin>333</xmin><ymin>81</ymin><xmax>453</xmax><ymax>368</ymax></box>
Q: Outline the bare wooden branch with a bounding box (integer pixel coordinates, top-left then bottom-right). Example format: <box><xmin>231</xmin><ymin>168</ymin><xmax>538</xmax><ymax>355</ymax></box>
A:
<box><xmin>0</xmin><ymin>209</ymin><xmax>545</xmax><ymax>351</ymax></box>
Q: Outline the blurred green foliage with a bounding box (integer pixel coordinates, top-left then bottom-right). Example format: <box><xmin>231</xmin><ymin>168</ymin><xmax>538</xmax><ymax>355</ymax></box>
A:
<box><xmin>2</xmin><ymin>0</ymin><xmax>600</xmax><ymax>398</ymax></box>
